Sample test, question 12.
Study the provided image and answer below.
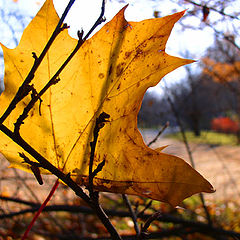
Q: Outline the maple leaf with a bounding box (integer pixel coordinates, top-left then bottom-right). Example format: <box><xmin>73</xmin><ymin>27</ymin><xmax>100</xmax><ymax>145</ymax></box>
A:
<box><xmin>0</xmin><ymin>0</ymin><xmax>214</xmax><ymax>206</ymax></box>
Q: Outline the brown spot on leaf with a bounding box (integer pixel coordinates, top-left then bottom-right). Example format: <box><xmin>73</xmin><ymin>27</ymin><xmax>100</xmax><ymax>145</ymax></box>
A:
<box><xmin>98</xmin><ymin>73</ymin><xmax>104</xmax><ymax>79</ymax></box>
<box><xmin>117</xmin><ymin>83</ymin><xmax>121</xmax><ymax>90</ymax></box>
<box><xmin>136</xmin><ymin>48</ymin><xmax>143</xmax><ymax>58</ymax></box>
<box><xmin>116</xmin><ymin>63</ymin><xmax>125</xmax><ymax>77</ymax></box>
<box><xmin>125</xmin><ymin>51</ymin><xmax>131</xmax><ymax>59</ymax></box>
<box><xmin>145</xmin><ymin>152</ymin><xmax>153</xmax><ymax>157</ymax></box>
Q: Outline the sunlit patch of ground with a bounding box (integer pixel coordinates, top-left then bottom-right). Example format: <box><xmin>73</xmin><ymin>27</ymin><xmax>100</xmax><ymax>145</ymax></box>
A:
<box><xmin>141</xmin><ymin>129</ymin><xmax>240</xmax><ymax>203</ymax></box>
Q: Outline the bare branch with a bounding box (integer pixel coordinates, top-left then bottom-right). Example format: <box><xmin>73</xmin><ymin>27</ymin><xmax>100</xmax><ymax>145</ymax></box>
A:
<box><xmin>122</xmin><ymin>194</ymin><xmax>140</xmax><ymax>236</ymax></box>
<box><xmin>185</xmin><ymin>0</ymin><xmax>240</xmax><ymax>21</ymax></box>
<box><xmin>147</xmin><ymin>122</ymin><xmax>169</xmax><ymax>147</ymax></box>
<box><xmin>0</xmin><ymin>0</ymin><xmax>76</xmax><ymax>124</ymax></box>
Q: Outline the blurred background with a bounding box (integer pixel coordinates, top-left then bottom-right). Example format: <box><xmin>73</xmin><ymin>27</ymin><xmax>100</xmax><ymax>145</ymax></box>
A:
<box><xmin>0</xmin><ymin>0</ymin><xmax>240</xmax><ymax>239</ymax></box>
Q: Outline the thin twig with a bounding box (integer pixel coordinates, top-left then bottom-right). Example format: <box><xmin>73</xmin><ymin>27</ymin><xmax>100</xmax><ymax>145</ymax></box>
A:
<box><xmin>0</xmin><ymin>0</ymin><xmax>76</xmax><ymax>124</ymax></box>
<box><xmin>137</xmin><ymin>200</ymin><xmax>152</xmax><ymax>218</ymax></box>
<box><xmin>19</xmin><ymin>152</ymin><xmax>43</xmax><ymax>185</ymax></box>
<box><xmin>165</xmin><ymin>92</ymin><xmax>212</xmax><ymax>226</ymax></box>
<box><xmin>14</xmin><ymin>0</ymin><xmax>106</xmax><ymax>134</ymax></box>
<box><xmin>0</xmin><ymin>123</ymin><xmax>91</xmax><ymax>203</ymax></box>
<box><xmin>88</xmin><ymin>112</ymin><xmax>110</xmax><ymax>198</ymax></box>
<box><xmin>1</xmin><ymin>203</ymin><xmax>239</xmax><ymax>239</ymax></box>
<box><xmin>0</xmin><ymin>196</ymin><xmax>39</xmax><ymax>207</ymax></box>
<box><xmin>21</xmin><ymin>179</ymin><xmax>59</xmax><ymax>240</ymax></box>
<box><xmin>87</xmin><ymin>111</ymin><xmax>122</xmax><ymax>239</ymax></box>
<box><xmin>122</xmin><ymin>194</ymin><xmax>140</xmax><ymax>236</ymax></box>
<box><xmin>1</xmin><ymin>121</ymin><xmax>123</xmax><ymax>239</ymax></box>
<box><xmin>147</xmin><ymin>122</ymin><xmax>169</xmax><ymax>147</ymax></box>
<box><xmin>0</xmin><ymin>0</ymin><xmax>122</xmax><ymax>238</ymax></box>
<box><xmin>140</xmin><ymin>212</ymin><xmax>162</xmax><ymax>238</ymax></box>
<box><xmin>184</xmin><ymin>0</ymin><xmax>240</xmax><ymax>21</ymax></box>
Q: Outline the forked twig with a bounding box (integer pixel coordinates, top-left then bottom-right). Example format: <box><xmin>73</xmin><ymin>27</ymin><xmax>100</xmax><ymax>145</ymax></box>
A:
<box><xmin>0</xmin><ymin>0</ymin><xmax>76</xmax><ymax>124</ymax></box>
<box><xmin>184</xmin><ymin>0</ymin><xmax>240</xmax><ymax>21</ymax></box>
<box><xmin>88</xmin><ymin>112</ymin><xmax>110</xmax><ymax>199</ymax></box>
<box><xmin>14</xmin><ymin>0</ymin><xmax>106</xmax><ymax>134</ymax></box>
<box><xmin>140</xmin><ymin>211</ymin><xmax>162</xmax><ymax>238</ymax></box>
<box><xmin>122</xmin><ymin>194</ymin><xmax>140</xmax><ymax>236</ymax></box>
<box><xmin>0</xmin><ymin>1</ymin><xmax>122</xmax><ymax>239</ymax></box>
<box><xmin>137</xmin><ymin>200</ymin><xmax>152</xmax><ymax>218</ymax></box>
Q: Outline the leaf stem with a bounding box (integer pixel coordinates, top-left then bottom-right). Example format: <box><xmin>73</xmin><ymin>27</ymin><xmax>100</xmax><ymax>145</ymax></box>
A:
<box><xmin>21</xmin><ymin>179</ymin><xmax>59</xmax><ymax>240</ymax></box>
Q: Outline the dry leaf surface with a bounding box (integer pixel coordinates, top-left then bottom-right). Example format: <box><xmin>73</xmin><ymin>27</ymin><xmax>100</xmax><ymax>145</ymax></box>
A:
<box><xmin>0</xmin><ymin>0</ymin><xmax>214</xmax><ymax>206</ymax></box>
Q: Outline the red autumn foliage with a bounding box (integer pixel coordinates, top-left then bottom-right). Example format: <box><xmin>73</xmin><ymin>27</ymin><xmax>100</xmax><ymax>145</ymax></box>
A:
<box><xmin>211</xmin><ymin>117</ymin><xmax>239</xmax><ymax>134</ymax></box>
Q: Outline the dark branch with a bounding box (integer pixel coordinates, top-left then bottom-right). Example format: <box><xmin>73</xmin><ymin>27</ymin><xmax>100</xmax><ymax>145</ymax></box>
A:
<box><xmin>147</xmin><ymin>122</ymin><xmax>169</xmax><ymax>147</ymax></box>
<box><xmin>165</xmin><ymin>91</ymin><xmax>212</xmax><ymax>226</ymax></box>
<box><xmin>0</xmin><ymin>123</ymin><xmax>91</xmax><ymax>204</ymax></box>
<box><xmin>140</xmin><ymin>212</ymin><xmax>162</xmax><ymax>238</ymax></box>
<box><xmin>88</xmin><ymin>112</ymin><xmax>110</xmax><ymax>198</ymax></box>
<box><xmin>185</xmin><ymin>0</ymin><xmax>240</xmax><ymax>21</ymax></box>
<box><xmin>122</xmin><ymin>194</ymin><xmax>140</xmax><ymax>236</ymax></box>
<box><xmin>0</xmin><ymin>202</ymin><xmax>239</xmax><ymax>239</ymax></box>
<box><xmin>0</xmin><ymin>0</ymin><xmax>76</xmax><ymax>124</ymax></box>
<box><xmin>12</xmin><ymin>0</ymin><xmax>107</xmax><ymax>133</ymax></box>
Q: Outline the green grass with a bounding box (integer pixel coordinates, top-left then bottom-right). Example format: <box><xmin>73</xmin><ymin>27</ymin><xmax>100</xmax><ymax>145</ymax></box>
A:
<box><xmin>165</xmin><ymin>130</ymin><xmax>238</xmax><ymax>146</ymax></box>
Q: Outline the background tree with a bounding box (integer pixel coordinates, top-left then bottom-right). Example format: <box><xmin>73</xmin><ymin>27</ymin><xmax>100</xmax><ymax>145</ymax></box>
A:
<box><xmin>138</xmin><ymin>92</ymin><xmax>174</xmax><ymax>128</ymax></box>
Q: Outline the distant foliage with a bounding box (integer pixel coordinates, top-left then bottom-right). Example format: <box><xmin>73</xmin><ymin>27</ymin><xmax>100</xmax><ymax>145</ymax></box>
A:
<box><xmin>211</xmin><ymin>117</ymin><xmax>239</xmax><ymax>134</ymax></box>
<box><xmin>203</xmin><ymin>58</ymin><xmax>240</xmax><ymax>83</ymax></box>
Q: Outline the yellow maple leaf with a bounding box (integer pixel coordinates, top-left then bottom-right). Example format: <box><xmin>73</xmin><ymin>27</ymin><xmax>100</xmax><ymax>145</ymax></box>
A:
<box><xmin>0</xmin><ymin>0</ymin><xmax>214</xmax><ymax>206</ymax></box>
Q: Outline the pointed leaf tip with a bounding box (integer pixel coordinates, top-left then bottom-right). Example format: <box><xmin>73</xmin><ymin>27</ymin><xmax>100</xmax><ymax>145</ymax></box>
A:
<box><xmin>0</xmin><ymin>1</ymin><xmax>213</xmax><ymax>205</ymax></box>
